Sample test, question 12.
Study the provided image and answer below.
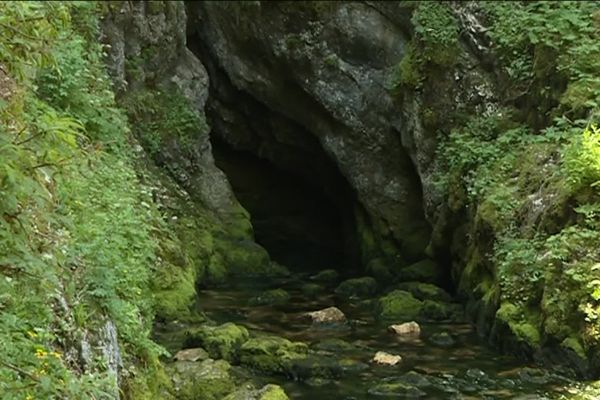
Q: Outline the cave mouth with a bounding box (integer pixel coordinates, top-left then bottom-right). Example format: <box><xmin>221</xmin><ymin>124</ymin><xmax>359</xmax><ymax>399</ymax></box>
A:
<box><xmin>212</xmin><ymin>136</ymin><xmax>358</xmax><ymax>274</ymax></box>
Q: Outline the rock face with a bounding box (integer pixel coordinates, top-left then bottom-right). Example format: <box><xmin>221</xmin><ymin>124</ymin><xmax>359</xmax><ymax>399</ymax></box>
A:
<box><xmin>100</xmin><ymin>1</ymin><xmax>251</xmax><ymax>227</ymax></box>
<box><xmin>187</xmin><ymin>2</ymin><xmax>431</xmax><ymax>263</ymax></box>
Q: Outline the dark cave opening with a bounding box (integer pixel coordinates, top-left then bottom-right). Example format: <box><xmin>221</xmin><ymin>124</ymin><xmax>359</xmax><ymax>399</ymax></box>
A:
<box><xmin>212</xmin><ymin>136</ymin><xmax>359</xmax><ymax>274</ymax></box>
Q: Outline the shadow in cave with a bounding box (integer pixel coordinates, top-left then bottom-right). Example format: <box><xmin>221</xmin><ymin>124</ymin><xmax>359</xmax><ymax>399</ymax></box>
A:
<box><xmin>212</xmin><ymin>136</ymin><xmax>357</xmax><ymax>274</ymax></box>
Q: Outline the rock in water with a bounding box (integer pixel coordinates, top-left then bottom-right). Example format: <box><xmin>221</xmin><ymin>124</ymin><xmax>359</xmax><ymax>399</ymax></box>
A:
<box><xmin>373</xmin><ymin>351</ymin><xmax>402</xmax><ymax>366</ymax></box>
<box><xmin>173</xmin><ymin>347</ymin><xmax>209</xmax><ymax>362</ymax></box>
<box><xmin>388</xmin><ymin>321</ymin><xmax>421</xmax><ymax>337</ymax></box>
<box><xmin>306</xmin><ymin>306</ymin><xmax>347</xmax><ymax>324</ymax></box>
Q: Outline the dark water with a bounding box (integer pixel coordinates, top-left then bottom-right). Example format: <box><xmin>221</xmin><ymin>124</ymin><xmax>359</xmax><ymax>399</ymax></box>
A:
<box><xmin>160</xmin><ymin>273</ymin><xmax>597</xmax><ymax>399</ymax></box>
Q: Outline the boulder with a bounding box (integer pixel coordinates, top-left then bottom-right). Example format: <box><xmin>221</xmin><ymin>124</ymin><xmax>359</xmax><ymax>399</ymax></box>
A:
<box><xmin>239</xmin><ymin>335</ymin><xmax>308</xmax><ymax>374</ymax></box>
<box><xmin>223</xmin><ymin>383</ymin><xmax>290</xmax><ymax>400</ymax></box>
<box><xmin>306</xmin><ymin>306</ymin><xmax>347</xmax><ymax>324</ymax></box>
<box><xmin>310</xmin><ymin>269</ymin><xmax>340</xmax><ymax>285</ymax></box>
<box><xmin>249</xmin><ymin>289</ymin><xmax>291</xmax><ymax>306</ymax></box>
<box><xmin>173</xmin><ymin>347</ymin><xmax>209</xmax><ymax>362</ymax></box>
<box><xmin>373</xmin><ymin>351</ymin><xmax>402</xmax><ymax>366</ymax></box>
<box><xmin>335</xmin><ymin>277</ymin><xmax>378</xmax><ymax>298</ymax></box>
<box><xmin>168</xmin><ymin>358</ymin><xmax>235</xmax><ymax>400</ymax></box>
<box><xmin>376</xmin><ymin>290</ymin><xmax>423</xmax><ymax>321</ymax></box>
<box><xmin>388</xmin><ymin>321</ymin><xmax>421</xmax><ymax>337</ymax></box>
<box><xmin>184</xmin><ymin>322</ymin><xmax>249</xmax><ymax>361</ymax></box>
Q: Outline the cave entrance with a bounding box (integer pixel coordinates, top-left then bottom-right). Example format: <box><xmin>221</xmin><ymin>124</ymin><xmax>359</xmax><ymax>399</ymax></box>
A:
<box><xmin>212</xmin><ymin>137</ymin><xmax>357</xmax><ymax>274</ymax></box>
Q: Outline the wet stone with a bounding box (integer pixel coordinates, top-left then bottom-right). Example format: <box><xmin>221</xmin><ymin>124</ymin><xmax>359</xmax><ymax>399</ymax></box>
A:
<box><xmin>173</xmin><ymin>347</ymin><xmax>209</xmax><ymax>362</ymax></box>
<box><xmin>373</xmin><ymin>351</ymin><xmax>402</xmax><ymax>366</ymax></box>
<box><xmin>389</xmin><ymin>321</ymin><xmax>421</xmax><ymax>337</ymax></box>
<box><xmin>306</xmin><ymin>306</ymin><xmax>346</xmax><ymax>324</ymax></box>
<box><xmin>429</xmin><ymin>332</ymin><xmax>456</xmax><ymax>347</ymax></box>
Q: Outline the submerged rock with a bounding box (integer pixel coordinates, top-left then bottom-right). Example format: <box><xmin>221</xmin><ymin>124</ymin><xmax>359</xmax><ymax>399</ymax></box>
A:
<box><xmin>173</xmin><ymin>347</ymin><xmax>209</xmax><ymax>362</ymax></box>
<box><xmin>310</xmin><ymin>269</ymin><xmax>340</xmax><ymax>285</ymax></box>
<box><xmin>429</xmin><ymin>332</ymin><xmax>456</xmax><ymax>347</ymax></box>
<box><xmin>388</xmin><ymin>321</ymin><xmax>421</xmax><ymax>337</ymax></box>
<box><xmin>335</xmin><ymin>276</ymin><xmax>378</xmax><ymax>298</ymax></box>
<box><xmin>301</xmin><ymin>283</ymin><xmax>325</xmax><ymax>298</ymax></box>
<box><xmin>184</xmin><ymin>322</ymin><xmax>249</xmax><ymax>361</ymax></box>
<box><xmin>306</xmin><ymin>306</ymin><xmax>347</xmax><ymax>324</ymax></box>
<box><xmin>373</xmin><ymin>351</ymin><xmax>402</xmax><ymax>366</ymax></box>
<box><xmin>249</xmin><ymin>289</ymin><xmax>291</xmax><ymax>306</ymax></box>
<box><xmin>313</xmin><ymin>338</ymin><xmax>355</xmax><ymax>352</ymax></box>
<box><xmin>368</xmin><ymin>380</ymin><xmax>426</xmax><ymax>398</ymax></box>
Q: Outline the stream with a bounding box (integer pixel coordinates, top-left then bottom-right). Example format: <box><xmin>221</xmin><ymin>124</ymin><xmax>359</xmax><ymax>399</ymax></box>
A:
<box><xmin>155</xmin><ymin>272</ymin><xmax>595</xmax><ymax>399</ymax></box>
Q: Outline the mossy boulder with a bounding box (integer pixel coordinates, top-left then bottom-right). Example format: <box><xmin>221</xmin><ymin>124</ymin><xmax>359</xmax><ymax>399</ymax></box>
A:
<box><xmin>310</xmin><ymin>269</ymin><xmax>340</xmax><ymax>285</ymax></box>
<box><xmin>168</xmin><ymin>359</ymin><xmax>236</xmax><ymax>400</ymax></box>
<box><xmin>184</xmin><ymin>323</ymin><xmax>249</xmax><ymax>361</ymax></box>
<box><xmin>398</xmin><ymin>259</ymin><xmax>445</xmax><ymax>285</ymax></box>
<box><xmin>249</xmin><ymin>289</ymin><xmax>291</xmax><ymax>306</ymax></box>
<box><xmin>223</xmin><ymin>384</ymin><xmax>289</xmax><ymax>400</ymax></box>
<box><xmin>301</xmin><ymin>283</ymin><xmax>325</xmax><ymax>298</ymax></box>
<box><xmin>239</xmin><ymin>335</ymin><xmax>309</xmax><ymax>374</ymax></box>
<box><xmin>335</xmin><ymin>276</ymin><xmax>378</xmax><ymax>298</ymax></box>
<box><xmin>496</xmin><ymin>302</ymin><xmax>541</xmax><ymax>348</ymax></box>
<box><xmin>288</xmin><ymin>355</ymin><xmax>345</xmax><ymax>380</ymax></box>
<box><xmin>376</xmin><ymin>290</ymin><xmax>423</xmax><ymax>321</ymax></box>
<box><xmin>394</xmin><ymin>282</ymin><xmax>451</xmax><ymax>302</ymax></box>
<box><xmin>420</xmin><ymin>300</ymin><xmax>462</xmax><ymax>321</ymax></box>
<box><xmin>218</xmin><ymin>239</ymin><xmax>273</xmax><ymax>277</ymax></box>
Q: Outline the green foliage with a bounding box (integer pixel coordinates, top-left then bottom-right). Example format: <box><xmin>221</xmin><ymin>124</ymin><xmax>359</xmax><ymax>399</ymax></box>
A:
<box><xmin>563</xmin><ymin>125</ymin><xmax>600</xmax><ymax>191</ymax></box>
<box><xmin>124</xmin><ymin>88</ymin><xmax>209</xmax><ymax>158</ymax></box>
<box><xmin>484</xmin><ymin>1</ymin><xmax>600</xmax><ymax>117</ymax></box>
<box><xmin>390</xmin><ymin>1</ymin><xmax>459</xmax><ymax>90</ymax></box>
<box><xmin>0</xmin><ymin>2</ymin><xmax>178</xmax><ymax>398</ymax></box>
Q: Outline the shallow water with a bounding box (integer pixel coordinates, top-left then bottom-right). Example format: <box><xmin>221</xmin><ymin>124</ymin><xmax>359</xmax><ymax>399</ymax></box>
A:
<box><xmin>159</xmin><ymin>273</ymin><xmax>593</xmax><ymax>399</ymax></box>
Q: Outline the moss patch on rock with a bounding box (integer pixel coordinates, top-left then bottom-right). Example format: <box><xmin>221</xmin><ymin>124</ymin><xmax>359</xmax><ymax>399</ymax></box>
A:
<box><xmin>184</xmin><ymin>323</ymin><xmax>250</xmax><ymax>361</ymax></box>
<box><xmin>239</xmin><ymin>335</ymin><xmax>309</xmax><ymax>375</ymax></box>
<box><xmin>376</xmin><ymin>290</ymin><xmax>424</xmax><ymax>321</ymax></box>
<box><xmin>335</xmin><ymin>277</ymin><xmax>378</xmax><ymax>299</ymax></box>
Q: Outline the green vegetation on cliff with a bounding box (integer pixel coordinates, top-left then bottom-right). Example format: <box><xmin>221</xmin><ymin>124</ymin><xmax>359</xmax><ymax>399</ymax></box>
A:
<box><xmin>405</xmin><ymin>0</ymin><xmax>600</xmax><ymax>370</ymax></box>
<box><xmin>0</xmin><ymin>2</ymin><xmax>196</xmax><ymax>398</ymax></box>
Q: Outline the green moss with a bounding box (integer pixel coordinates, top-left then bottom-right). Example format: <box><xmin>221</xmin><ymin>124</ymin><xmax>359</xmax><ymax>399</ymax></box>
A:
<box><xmin>239</xmin><ymin>336</ymin><xmax>308</xmax><ymax>374</ymax></box>
<box><xmin>376</xmin><ymin>290</ymin><xmax>424</xmax><ymax>321</ymax></box>
<box><xmin>335</xmin><ymin>277</ymin><xmax>378</xmax><ymax>298</ymax></box>
<box><xmin>223</xmin><ymin>384</ymin><xmax>290</xmax><ymax>400</ymax></box>
<box><xmin>421</xmin><ymin>300</ymin><xmax>461</xmax><ymax>321</ymax></box>
<box><xmin>217</xmin><ymin>239</ymin><xmax>274</xmax><ymax>278</ymax></box>
<box><xmin>184</xmin><ymin>323</ymin><xmax>250</xmax><ymax>362</ymax></box>
<box><xmin>258</xmin><ymin>384</ymin><xmax>290</xmax><ymax>400</ymax></box>
<box><xmin>562</xmin><ymin>336</ymin><xmax>587</xmax><ymax>359</ymax></box>
<box><xmin>395</xmin><ymin>282</ymin><xmax>451</xmax><ymax>302</ymax></box>
<box><xmin>168</xmin><ymin>359</ymin><xmax>235</xmax><ymax>400</ymax></box>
